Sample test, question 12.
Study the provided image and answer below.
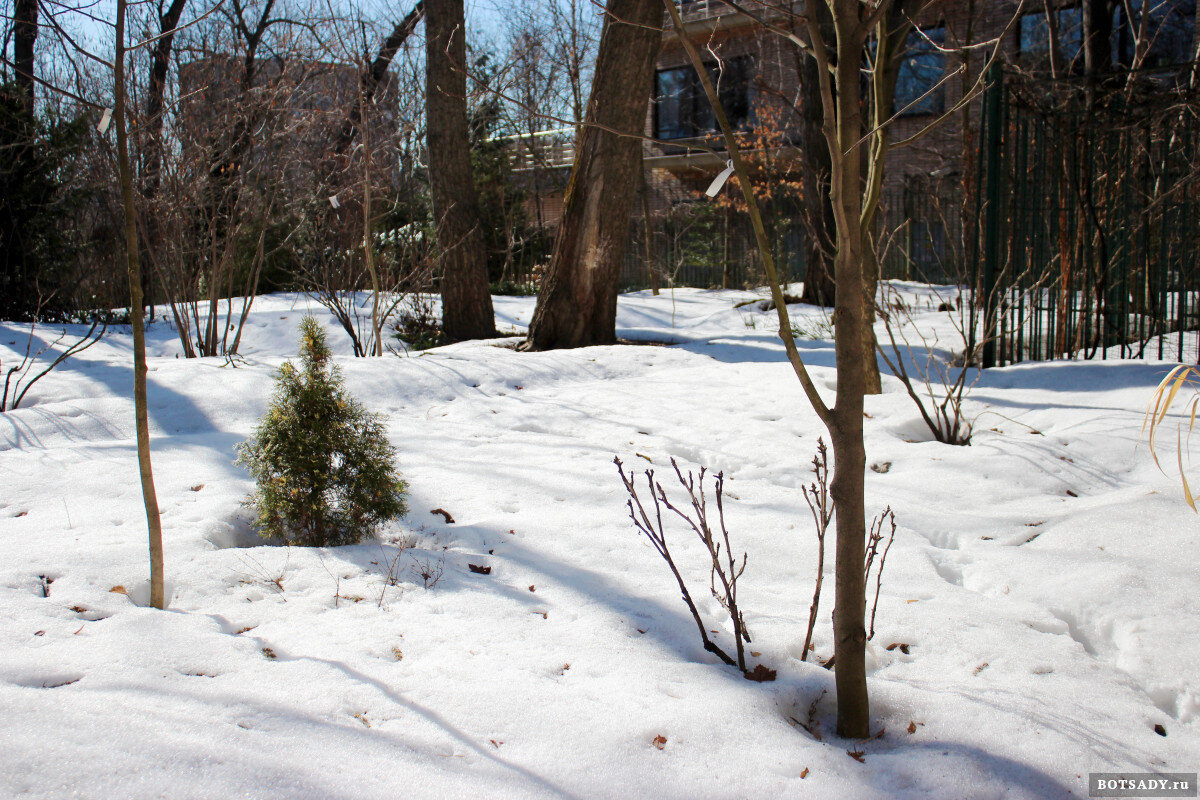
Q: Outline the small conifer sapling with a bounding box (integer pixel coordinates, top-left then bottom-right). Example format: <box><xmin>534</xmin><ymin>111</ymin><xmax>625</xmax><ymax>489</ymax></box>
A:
<box><xmin>236</xmin><ymin>317</ymin><xmax>407</xmax><ymax>546</ymax></box>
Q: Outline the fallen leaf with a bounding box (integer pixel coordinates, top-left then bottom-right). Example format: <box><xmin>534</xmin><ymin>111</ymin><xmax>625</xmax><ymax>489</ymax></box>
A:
<box><xmin>744</xmin><ymin>664</ymin><xmax>777</xmax><ymax>682</ymax></box>
<box><xmin>468</xmin><ymin>564</ymin><xmax>491</xmax><ymax>575</ymax></box>
<box><xmin>800</xmin><ymin>768</ymin><xmax>809</xmax><ymax>779</ymax></box>
<box><xmin>652</xmin><ymin>735</ymin><xmax>667</xmax><ymax>750</ymax></box>
<box><xmin>33</xmin><ymin>630</ymin><xmax>45</xmax><ymax>636</ymax></box>
<box><xmin>109</xmin><ymin>585</ymin><xmax>127</xmax><ymax>594</ymax></box>
<box><xmin>1155</xmin><ymin>724</ymin><xmax>1167</xmax><ymax>737</ymax></box>
<box><xmin>528</xmin><ymin>585</ymin><xmax>536</xmax><ymax>592</ymax></box>
<box><xmin>190</xmin><ymin>484</ymin><xmax>204</xmax><ymax>492</ymax></box>
<box><xmin>1065</xmin><ymin>489</ymin><xmax>1078</xmax><ymax>497</ymax></box>
<box><xmin>431</xmin><ymin>508</ymin><xmax>455</xmax><ymax>524</ymax></box>
<box><xmin>973</xmin><ymin>662</ymin><xmax>989</xmax><ymax>675</ymax></box>
<box><xmin>750</xmin><ymin>651</ymin><xmax>761</xmax><ymax>657</ymax></box>
<box><xmin>885</xmin><ymin>642</ymin><xmax>911</xmax><ymax>655</ymax></box>
<box><xmin>391</xmin><ymin>646</ymin><xmax>404</xmax><ymax>661</ymax></box>
<box><xmin>352</xmin><ymin>712</ymin><xmax>370</xmax><ymax>728</ymax></box>
<box><xmin>69</xmin><ymin>606</ymin><xmax>87</xmax><ymax>614</ymax></box>
<box><xmin>907</xmin><ymin>721</ymin><xmax>917</xmax><ymax>734</ymax></box>
<box><xmin>262</xmin><ymin>647</ymin><xmax>276</xmax><ymax>660</ymax></box>
<box><xmin>490</xmin><ymin>739</ymin><xmax>503</xmax><ymax>748</ymax></box>
<box><xmin>235</xmin><ymin>626</ymin><xmax>256</xmax><ymax>635</ymax></box>
<box><xmin>847</xmin><ymin>749</ymin><xmax>866</xmax><ymax>763</ymax></box>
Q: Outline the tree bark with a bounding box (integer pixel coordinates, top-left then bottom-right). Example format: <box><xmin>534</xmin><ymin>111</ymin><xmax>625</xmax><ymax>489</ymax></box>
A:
<box><xmin>796</xmin><ymin>6</ymin><xmax>836</xmax><ymax>308</ymax></box>
<box><xmin>523</xmin><ymin>0</ymin><xmax>662</xmax><ymax>350</ymax></box>
<box><xmin>858</xmin><ymin>2</ymin><xmax>916</xmax><ymax>396</ymax></box>
<box><xmin>116</xmin><ymin>0</ymin><xmax>166</xmax><ymax>611</ymax></box>
<box><xmin>426</xmin><ymin>0</ymin><xmax>495</xmax><ymax>341</ymax></box>
<box><xmin>802</xmin><ymin>0</ymin><xmax>875</xmax><ymax>739</ymax></box>
<box><xmin>13</xmin><ymin>0</ymin><xmax>38</xmax><ymax>115</ymax></box>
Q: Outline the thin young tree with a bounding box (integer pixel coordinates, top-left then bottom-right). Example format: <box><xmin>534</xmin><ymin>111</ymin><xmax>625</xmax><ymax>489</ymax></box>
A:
<box><xmin>116</xmin><ymin>0</ymin><xmax>166</xmax><ymax>610</ymax></box>
<box><xmin>425</xmin><ymin>0</ymin><xmax>495</xmax><ymax>341</ymax></box>
<box><xmin>684</xmin><ymin>0</ymin><xmax>1015</xmax><ymax>736</ymax></box>
<box><xmin>522</xmin><ymin>0</ymin><xmax>662</xmax><ymax>350</ymax></box>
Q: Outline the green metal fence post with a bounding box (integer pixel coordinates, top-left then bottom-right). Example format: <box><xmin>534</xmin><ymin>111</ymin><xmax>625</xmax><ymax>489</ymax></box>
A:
<box><xmin>981</xmin><ymin>63</ymin><xmax>1005</xmax><ymax>369</ymax></box>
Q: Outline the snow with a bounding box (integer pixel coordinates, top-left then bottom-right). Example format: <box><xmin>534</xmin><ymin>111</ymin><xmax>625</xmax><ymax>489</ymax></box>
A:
<box><xmin>1</xmin><ymin>286</ymin><xmax>1197</xmax><ymax>799</ymax></box>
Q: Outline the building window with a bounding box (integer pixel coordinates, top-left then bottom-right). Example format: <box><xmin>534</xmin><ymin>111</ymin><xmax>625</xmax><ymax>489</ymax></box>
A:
<box><xmin>654</xmin><ymin>55</ymin><xmax>753</xmax><ymax>140</ymax></box>
<box><xmin>1020</xmin><ymin>1</ymin><xmax>1195</xmax><ymax>72</ymax></box>
<box><xmin>1121</xmin><ymin>0</ymin><xmax>1197</xmax><ymax>68</ymax></box>
<box><xmin>1020</xmin><ymin>7</ymin><xmax>1085</xmax><ymax>66</ymax></box>
<box><xmin>895</xmin><ymin>27</ymin><xmax>946</xmax><ymax>117</ymax></box>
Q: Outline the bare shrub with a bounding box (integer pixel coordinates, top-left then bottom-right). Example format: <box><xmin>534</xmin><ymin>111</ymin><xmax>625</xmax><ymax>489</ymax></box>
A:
<box><xmin>801</xmin><ymin>439</ymin><xmax>896</xmax><ymax>658</ymax></box>
<box><xmin>800</xmin><ymin>438</ymin><xmax>831</xmax><ymax>662</ymax></box>
<box><xmin>876</xmin><ymin>285</ymin><xmax>979</xmax><ymax>445</ymax></box>
<box><xmin>2</xmin><ymin>316</ymin><xmax>106</xmax><ymax>412</ymax></box>
<box><xmin>409</xmin><ymin>551</ymin><xmax>445</xmax><ymax>590</ymax></box>
<box><xmin>615</xmin><ymin>456</ymin><xmax>751</xmax><ymax>673</ymax></box>
<box><xmin>864</xmin><ymin>508</ymin><xmax>896</xmax><ymax>641</ymax></box>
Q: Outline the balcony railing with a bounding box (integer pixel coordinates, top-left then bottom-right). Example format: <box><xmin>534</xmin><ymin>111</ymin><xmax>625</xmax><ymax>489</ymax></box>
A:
<box><xmin>675</xmin><ymin>0</ymin><xmax>732</xmax><ymax>21</ymax></box>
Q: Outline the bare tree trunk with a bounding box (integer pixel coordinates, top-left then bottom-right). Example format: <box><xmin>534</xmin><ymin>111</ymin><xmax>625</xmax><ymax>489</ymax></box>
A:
<box><xmin>523</xmin><ymin>0</ymin><xmax>662</xmax><ymax>350</ymax></box>
<box><xmin>661</xmin><ymin>0</ymin><xmax>872</xmax><ymax>736</ymax></box>
<box><xmin>858</xmin><ymin>2</ymin><xmax>916</xmax><ymax>396</ymax></box>
<box><xmin>795</xmin><ymin>7</ymin><xmax>836</xmax><ymax>308</ymax></box>
<box><xmin>425</xmin><ymin>0</ymin><xmax>495</xmax><ymax>342</ymax></box>
<box><xmin>116</xmin><ymin>0</ymin><xmax>166</xmax><ymax>611</ymax></box>
<box><xmin>805</xmin><ymin>0</ymin><xmax>873</xmax><ymax>739</ymax></box>
<box><xmin>13</xmin><ymin>0</ymin><xmax>37</xmax><ymax>115</ymax></box>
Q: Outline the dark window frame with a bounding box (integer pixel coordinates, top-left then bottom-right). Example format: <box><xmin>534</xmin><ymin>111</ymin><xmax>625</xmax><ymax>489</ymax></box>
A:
<box><xmin>894</xmin><ymin>26</ymin><xmax>947</xmax><ymax>118</ymax></box>
<box><xmin>654</xmin><ymin>54</ymin><xmax>754</xmax><ymax>141</ymax></box>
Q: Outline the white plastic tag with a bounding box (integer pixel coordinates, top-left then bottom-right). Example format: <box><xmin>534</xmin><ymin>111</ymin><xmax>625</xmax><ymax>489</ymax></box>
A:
<box><xmin>97</xmin><ymin>108</ymin><xmax>113</xmax><ymax>134</ymax></box>
<box><xmin>328</xmin><ymin>195</ymin><xmax>341</xmax><ymax>209</ymax></box>
<box><xmin>705</xmin><ymin>160</ymin><xmax>735</xmax><ymax>197</ymax></box>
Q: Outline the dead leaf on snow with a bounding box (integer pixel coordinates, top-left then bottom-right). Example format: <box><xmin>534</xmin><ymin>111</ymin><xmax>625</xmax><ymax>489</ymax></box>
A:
<box><xmin>743</xmin><ymin>664</ymin><xmax>777</xmax><ymax>682</ymax></box>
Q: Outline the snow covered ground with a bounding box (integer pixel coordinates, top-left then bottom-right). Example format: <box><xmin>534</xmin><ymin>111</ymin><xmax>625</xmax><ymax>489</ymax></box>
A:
<box><xmin>1</xmin><ymin>286</ymin><xmax>1197</xmax><ymax>799</ymax></box>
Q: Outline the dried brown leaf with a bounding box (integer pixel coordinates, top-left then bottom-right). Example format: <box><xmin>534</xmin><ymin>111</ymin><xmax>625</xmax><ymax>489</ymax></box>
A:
<box><xmin>744</xmin><ymin>664</ymin><xmax>777</xmax><ymax>682</ymax></box>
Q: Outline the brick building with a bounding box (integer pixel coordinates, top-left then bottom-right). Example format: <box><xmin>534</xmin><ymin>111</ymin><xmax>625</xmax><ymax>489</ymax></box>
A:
<box><xmin>514</xmin><ymin>0</ymin><xmax>1196</xmax><ymax>289</ymax></box>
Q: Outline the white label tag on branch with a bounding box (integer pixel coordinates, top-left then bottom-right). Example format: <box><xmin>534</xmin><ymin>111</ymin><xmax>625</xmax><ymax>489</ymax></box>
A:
<box><xmin>328</xmin><ymin>194</ymin><xmax>341</xmax><ymax>209</ymax></box>
<box><xmin>705</xmin><ymin>160</ymin><xmax>735</xmax><ymax>197</ymax></box>
<box><xmin>97</xmin><ymin>108</ymin><xmax>113</xmax><ymax>135</ymax></box>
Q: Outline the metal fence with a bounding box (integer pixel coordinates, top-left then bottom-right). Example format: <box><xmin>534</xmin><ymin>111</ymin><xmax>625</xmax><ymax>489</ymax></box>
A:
<box><xmin>974</xmin><ymin>65</ymin><xmax>1200</xmax><ymax>367</ymax></box>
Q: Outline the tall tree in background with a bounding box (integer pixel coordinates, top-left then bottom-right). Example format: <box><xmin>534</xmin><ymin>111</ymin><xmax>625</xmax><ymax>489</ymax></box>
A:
<box><xmin>793</xmin><ymin>4</ymin><xmax>836</xmax><ymax>308</ymax></box>
<box><xmin>426</xmin><ymin>0</ymin><xmax>495</xmax><ymax>341</ymax></box>
<box><xmin>139</xmin><ymin>0</ymin><xmax>189</xmax><ymax>315</ymax></box>
<box><xmin>334</xmin><ymin>1</ymin><xmax>425</xmax><ymax>156</ymax></box>
<box><xmin>523</xmin><ymin>0</ymin><xmax>662</xmax><ymax>351</ymax></box>
<box><xmin>12</xmin><ymin>0</ymin><xmax>37</xmax><ymax>115</ymax></box>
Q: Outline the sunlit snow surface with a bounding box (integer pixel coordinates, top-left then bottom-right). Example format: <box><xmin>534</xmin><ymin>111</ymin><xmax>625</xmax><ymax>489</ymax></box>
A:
<box><xmin>1</xmin><ymin>286</ymin><xmax>1196</xmax><ymax>799</ymax></box>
